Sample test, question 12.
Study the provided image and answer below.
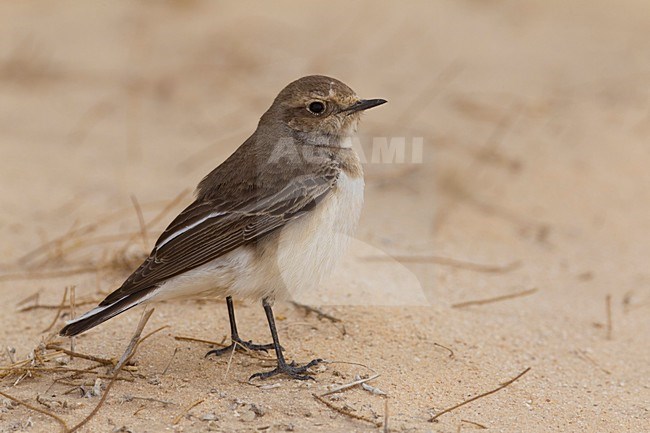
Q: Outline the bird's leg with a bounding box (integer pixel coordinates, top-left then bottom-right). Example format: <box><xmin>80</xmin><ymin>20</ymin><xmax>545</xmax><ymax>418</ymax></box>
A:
<box><xmin>249</xmin><ymin>297</ymin><xmax>322</xmax><ymax>381</ymax></box>
<box><xmin>206</xmin><ymin>296</ymin><xmax>275</xmax><ymax>357</ymax></box>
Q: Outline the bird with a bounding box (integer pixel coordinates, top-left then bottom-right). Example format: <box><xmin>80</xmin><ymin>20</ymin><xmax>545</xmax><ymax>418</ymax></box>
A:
<box><xmin>59</xmin><ymin>75</ymin><xmax>386</xmax><ymax>380</ymax></box>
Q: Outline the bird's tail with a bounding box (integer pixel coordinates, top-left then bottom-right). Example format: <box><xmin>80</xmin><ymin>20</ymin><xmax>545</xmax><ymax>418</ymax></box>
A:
<box><xmin>59</xmin><ymin>290</ymin><xmax>153</xmax><ymax>337</ymax></box>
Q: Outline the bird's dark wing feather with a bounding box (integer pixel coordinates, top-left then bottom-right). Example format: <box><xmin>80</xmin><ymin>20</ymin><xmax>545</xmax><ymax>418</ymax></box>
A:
<box><xmin>100</xmin><ymin>169</ymin><xmax>338</xmax><ymax>306</ymax></box>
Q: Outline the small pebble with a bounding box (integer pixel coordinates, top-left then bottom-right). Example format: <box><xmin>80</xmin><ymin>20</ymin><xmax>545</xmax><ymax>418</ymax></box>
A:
<box><xmin>250</xmin><ymin>403</ymin><xmax>265</xmax><ymax>417</ymax></box>
<box><xmin>200</xmin><ymin>413</ymin><xmax>217</xmax><ymax>421</ymax></box>
<box><xmin>54</xmin><ymin>356</ymin><xmax>70</xmax><ymax>365</ymax></box>
<box><xmin>240</xmin><ymin>410</ymin><xmax>256</xmax><ymax>422</ymax></box>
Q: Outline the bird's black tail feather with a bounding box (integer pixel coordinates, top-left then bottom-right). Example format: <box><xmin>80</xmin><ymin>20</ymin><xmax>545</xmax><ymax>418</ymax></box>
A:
<box><xmin>59</xmin><ymin>290</ymin><xmax>153</xmax><ymax>337</ymax></box>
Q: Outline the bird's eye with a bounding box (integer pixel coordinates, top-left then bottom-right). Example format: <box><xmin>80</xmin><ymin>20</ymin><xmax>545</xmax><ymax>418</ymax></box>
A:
<box><xmin>307</xmin><ymin>101</ymin><xmax>326</xmax><ymax>115</ymax></box>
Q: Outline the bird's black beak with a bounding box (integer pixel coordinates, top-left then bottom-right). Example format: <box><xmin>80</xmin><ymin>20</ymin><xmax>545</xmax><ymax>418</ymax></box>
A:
<box><xmin>343</xmin><ymin>98</ymin><xmax>387</xmax><ymax>114</ymax></box>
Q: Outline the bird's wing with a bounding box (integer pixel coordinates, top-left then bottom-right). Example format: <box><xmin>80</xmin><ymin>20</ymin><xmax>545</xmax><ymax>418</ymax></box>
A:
<box><xmin>100</xmin><ymin>167</ymin><xmax>339</xmax><ymax>306</ymax></box>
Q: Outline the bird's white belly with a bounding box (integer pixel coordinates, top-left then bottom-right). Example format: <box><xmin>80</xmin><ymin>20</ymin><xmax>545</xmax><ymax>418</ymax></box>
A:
<box><xmin>154</xmin><ymin>172</ymin><xmax>364</xmax><ymax>302</ymax></box>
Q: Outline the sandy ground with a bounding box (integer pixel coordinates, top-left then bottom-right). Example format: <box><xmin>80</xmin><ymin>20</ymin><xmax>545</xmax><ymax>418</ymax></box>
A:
<box><xmin>1</xmin><ymin>1</ymin><xmax>649</xmax><ymax>432</ymax></box>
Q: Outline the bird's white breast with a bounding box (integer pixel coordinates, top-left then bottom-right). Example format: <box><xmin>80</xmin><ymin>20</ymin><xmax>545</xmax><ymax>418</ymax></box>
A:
<box><xmin>270</xmin><ymin>171</ymin><xmax>364</xmax><ymax>299</ymax></box>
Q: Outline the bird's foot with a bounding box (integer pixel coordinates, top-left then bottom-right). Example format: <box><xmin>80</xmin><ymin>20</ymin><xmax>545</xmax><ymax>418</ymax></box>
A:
<box><xmin>205</xmin><ymin>336</ymin><xmax>275</xmax><ymax>357</ymax></box>
<box><xmin>249</xmin><ymin>358</ymin><xmax>323</xmax><ymax>381</ymax></box>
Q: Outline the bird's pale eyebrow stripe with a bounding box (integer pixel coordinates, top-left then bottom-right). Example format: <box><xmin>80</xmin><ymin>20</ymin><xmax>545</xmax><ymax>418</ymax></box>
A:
<box><xmin>156</xmin><ymin>211</ymin><xmax>225</xmax><ymax>249</ymax></box>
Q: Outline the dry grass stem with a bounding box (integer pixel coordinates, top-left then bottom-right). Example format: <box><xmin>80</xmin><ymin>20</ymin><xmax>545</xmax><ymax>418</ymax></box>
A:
<box><xmin>175</xmin><ymin>334</ymin><xmax>271</xmax><ymax>362</ymax></box>
<box><xmin>125</xmin><ymin>395</ymin><xmax>175</xmax><ymax>406</ymax></box>
<box><xmin>383</xmin><ymin>398</ymin><xmax>389</xmax><ymax>433</ymax></box>
<box><xmin>429</xmin><ymin>367</ymin><xmax>531</xmax><ymax>422</ymax></box>
<box><xmin>574</xmin><ymin>349</ymin><xmax>611</xmax><ymax>375</ymax></box>
<box><xmin>43</xmin><ymin>287</ymin><xmax>68</xmax><ymax>333</ymax></box>
<box><xmin>0</xmin><ymin>365</ymin><xmax>102</xmax><ymax>375</ymax></box>
<box><xmin>0</xmin><ymin>389</ymin><xmax>69</xmax><ymax>432</ymax></box>
<box><xmin>312</xmin><ymin>393</ymin><xmax>382</xmax><ymax>427</ymax></box>
<box><xmin>433</xmin><ymin>342</ymin><xmax>455</xmax><ymax>358</ymax></box>
<box><xmin>173</xmin><ymin>335</ymin><xmax>228</xmax><ymax>348</ymax></box>
<box><xmin>69</xmin><ymin>286</ymin><xmax>76</xmax><ymax>357</ymax></box>
<box><xmin>44</xmin><ymin>344</ymin><xmax>115</xmax><ymax>366</ymax></box>
<box><xmin>451</xmin><ymin>288</ymin><xmax>538</xmax><ymax>309</ymax></box>
<box><xmin>172</xmin><ymin>398</ymin><xmax>205</xmax><ymax>425</ymax></box>
<box><xmin>460</xmin><ymin>419</ymin><xmax>487</xmax><ymax>430</ymax></box>
<box><xmin>161</xmin><ymin>347</ymin><xmax>179</xmax><ymax>376</ymax></box>
<box><xmin>130</xmin><ymin>194</ymin><xmax>149</xmax><ymax>250</ymax></box>
<box><xmin>5</xmin><ymin>346</ymin><xmax>16</xmax><ymax>364</ymax></box>
<box><xmin>322</xmin><ymin>360</ymin><xmax>377</xmax><ymax>374</ymax></box>
<box><xmin>320</xmin><ymin>374</ymin><xmax>380</xmax><ymax>397</ymax></box>
<box><xmin>17</xmin><ymin>223</ymin><xmax>96</xmax><ymax>267</ymax></box>
<box><xmin>16</xmin><ymin>291</ymin><xmax>40</xmax><ymax>308</ymax></box>
<box><xmin>223</xmin><ymin>343</ymin><xmax>237</xmax><ymax>380</ymax></box>
<box><xmin>114</xmin><ymin>308</ymin><xmax>155</xmax><ymax>373</ymax></box>
<box><xmin>461</xmin><ymin>419</ymin><xmax>488</xmax><ymax>429</ymax></box>
<box><xmin>291</xmin><ymin>301</ymin><xmax>342</xmax><ymax>323</ymax></box>
<box><xmin>6</xmin><ymin>191</ymin><xmax>189</xmax><ymax>286</ymax></box>
<box><xmin>67</xmin><ymin>307</ymin><xmax>157</xmax><ymax>433</ymax></box>
<box><xmin>16</xmin><ymin>201</ymin><xmax>161</xmax><ymax>267</ymax></box>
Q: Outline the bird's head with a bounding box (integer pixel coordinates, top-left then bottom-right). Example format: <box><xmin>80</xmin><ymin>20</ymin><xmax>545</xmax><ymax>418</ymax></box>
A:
<box><xmin>261</xmin><ymin>75</ymin><xmax>386</xmax><ymax>148</ymax></box>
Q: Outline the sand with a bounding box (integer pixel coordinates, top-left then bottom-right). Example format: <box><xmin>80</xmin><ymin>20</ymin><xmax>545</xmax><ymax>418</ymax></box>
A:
<box><xmin>0</xmin><ymin>1</ymin><xmax>649</xmax><ymax>432</ymax></box>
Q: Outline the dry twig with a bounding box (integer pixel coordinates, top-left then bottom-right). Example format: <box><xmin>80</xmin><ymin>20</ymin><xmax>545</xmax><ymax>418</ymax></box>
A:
<box><xmin>175</xmin><ymin>334</ymin><xmax>272</xmax><ymax>362</ymax></box>
<box><xmin>130</xmin><ymin>195</ymin><xmax>149</xmax><ymax>250</ymax></box>
<box><xmin>429</xmin><ymin>367</ymin><xmax>530</xmax><ymax>422</ymax></box>
<box><xmin>161</xmin><ymin>347</ymin><xmax>178</xmax><ymax>376</ymax></box>
<box><xmin>460</xmin><ymin>419</ymin><xmax>488</xmax><ymax>430</ymax></box>
<box><xmin>173</xmin><ymin>335</ymin><xmax>228</xmax><ymax>348</ymax></box>
<box><xmin>312</xmin><ymin>393</ymin><xmax>381</xmax><ymax>427</ymax></box>
<box><xmin>574</xmin><ymin>349</ymin><xmax>611</xmax><ymax>375</ymax></box>
<box><xmin>451</xmin><ymin>288</ymin><xmax>537</xmax><ymax>309</ymax></box>
<box><xmin>69</xmin><ymin>286</ymin><xmax>76</xmax><ymax>357</ymax></box>
<box><xmin>383</xmin><ymin>398</ymin><xmax>389</xmax><ymax>433</ymax></box>
<box><xmin>114</xmin><ymin>309</ymin><xmax>155</xmax><ymax>373</ymax></box>
<box><xmin>320</xmin><ymin>374</ymin><xmax>380</xmax><ymax>397</ymax></box>
<box><xmin>44</xmin><ymin>344</ymin><xmax>114</xmax><ymax>366</ymax></box>
<box><xmin>16</xmin><ymin>202</ymin><xmax>153</xmax><ymax>267</ymax></box>
<box><xmin>43</xmin><ymin>287</ymin><xmax>68</xmax><ymax>333</ymax></box>
<box><xmin>0</xmin><ymin>389</ymin><xmax>69</xmax><ymax>432</ymax></box>
<box><xmin>223</xmin><ymin>342</ymin><xmax>238</xmax><ymax>381</ymax></box>
<box><xmin>67</xmin><ymin>308</ymin><xmax>158</xmax><ymax>433</ymax></box>
<box><xmin>172</xmin><ymin>399</ymin><xmax>205</xmax><ymax>425</ymax></box>
<box><xmin>0</xmin><ymin>366</ymin><xmax>102</xmax><ymax>376</ymax></box>
<box><xmin>16</xmin><ymin>291</ymin><xmax>40</xmax><ymax>308</ymax></box>
<box><xmin>5</xmin><ymin>346</ymin><xmax>16</xmax><ymax>364</ymax></box>
<box><xmin>291</xmin><ymin>301</ymin><xmax>341</xmax><ymax>323</ymax></box>
<box><xmin>434</xmin><ymin>342</ymin><xmax>455</xmax><ymax>358</ymax></box>
<box><xmin>8</xmin><ymin>190</ymin><xmax>189</xmax><ymax>280</ymax></box>
<box><xmin>124</xmin><ymin>395</ymin><xmax>175</xmax><ymax>406</ymax></box>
